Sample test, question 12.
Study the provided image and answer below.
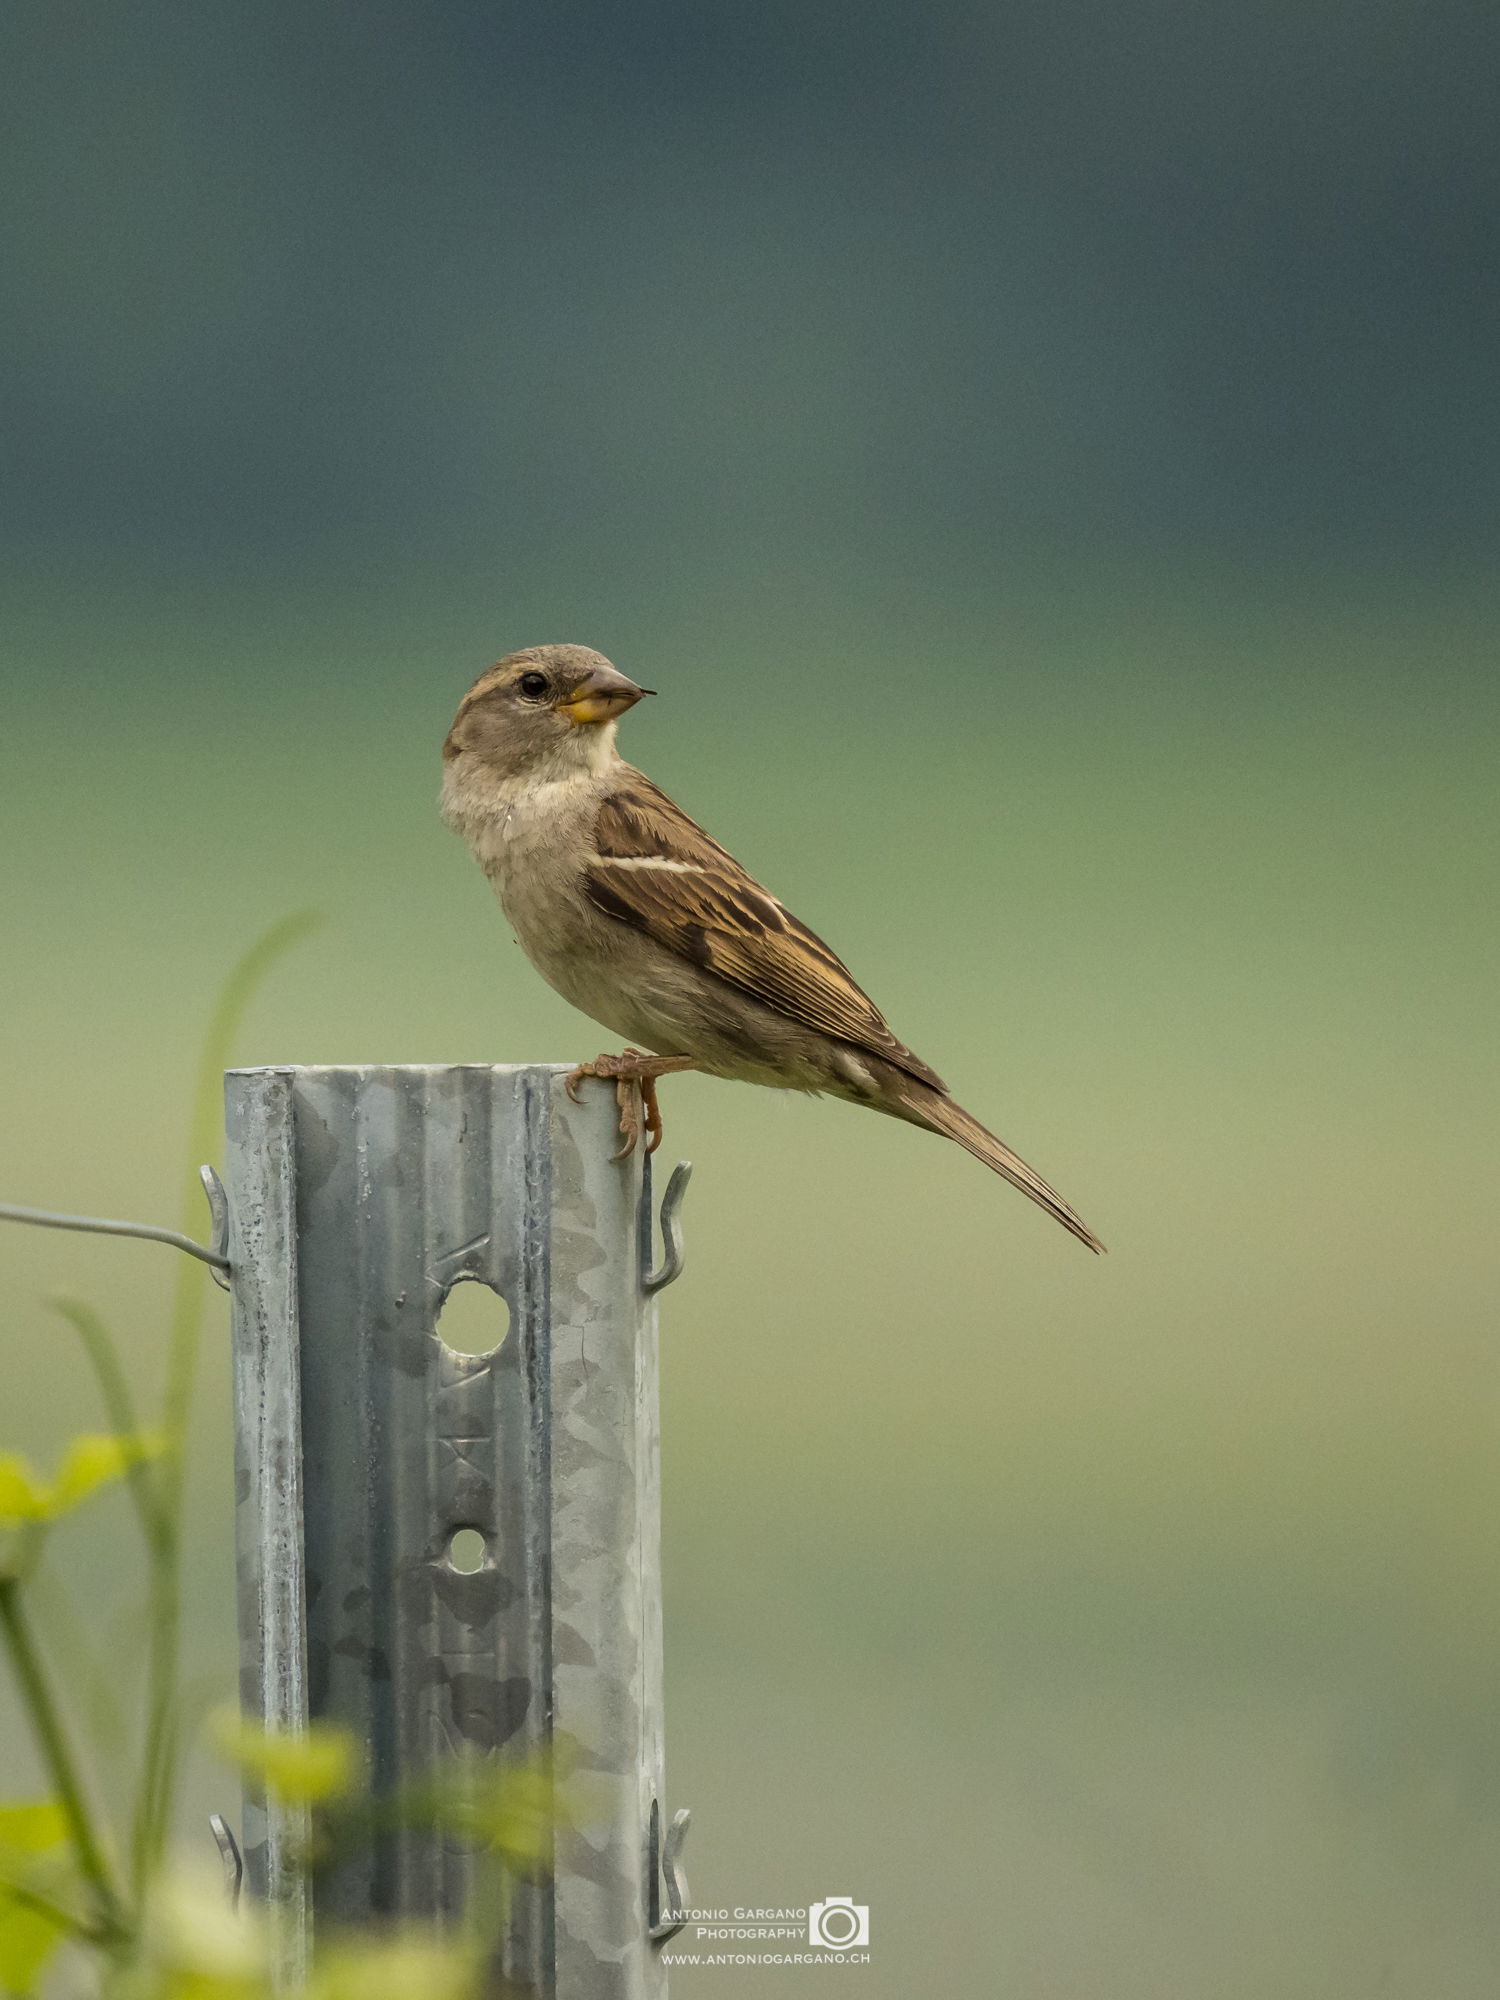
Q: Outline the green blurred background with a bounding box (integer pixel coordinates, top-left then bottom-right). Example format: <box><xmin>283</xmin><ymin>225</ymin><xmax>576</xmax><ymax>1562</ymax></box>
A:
<box><xmin>2</xmin><ymin>3</ymin><xmax>1498</xmax><ymax>1993</ymax></box>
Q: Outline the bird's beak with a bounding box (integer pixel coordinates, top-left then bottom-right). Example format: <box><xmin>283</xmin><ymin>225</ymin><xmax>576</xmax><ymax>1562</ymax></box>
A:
<box><xmin>555</xmin><ymin>665</ymin><xmax>653</xmax><ymax>726</ymax></box>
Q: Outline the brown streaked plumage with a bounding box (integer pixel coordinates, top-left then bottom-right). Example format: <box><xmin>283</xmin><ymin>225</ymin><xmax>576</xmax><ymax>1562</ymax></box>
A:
<box><xmin>584</xmin><ymin>775</ymin><xmax>947</xmax><ymax>1092</ymax></box>
<box><xmin>440</xmin><ymin>644</ymin><xmax>1104</xmax><ymax>1252</ymax></box>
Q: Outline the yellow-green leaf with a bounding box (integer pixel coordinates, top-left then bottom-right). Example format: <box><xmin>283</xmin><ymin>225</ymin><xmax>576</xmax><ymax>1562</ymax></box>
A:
<box><xmin>475</xmin><ymin>1763</ymin><xmax>554</xmax><ymax>1875</ymax></box>
<box><xmin>0</xmin><ymin>1802</ymin><xmax>67</xmax><ymax>1859</ymax></box>
<box><xmin>0</xmin><ymin>1896</ymin><xmax>67</xmax><ymax>1995</ymax></box>
<box><xmin>146</xmin><ymin>1867</ymin><xmax>268</xmax><ymax>2000</ymax></box>
<box><xmin>0</xmin><ymin>1434</ymin><xmax>163</xmax><ymax>1528</ymax></box>
<box><xmin>0</xmin><ymin>1457</ymin><xmax>48</xmax><ymax>1527</ymax></box>
<box><xmin>50</xmin><ymin>1432</ymin><xmax>161</xmax><ymax>1513</ymax></box>
<box><xmin>309</xmin><ymin>1934</ymin><xmax>478</xmax><ymax>2000</ymax></box>
<box><xmin>0</xmin><ymin>1801</ymin><xmax>70</xmax><ymax>1995</ymax></box>
<box><xmin>436</xmin><ymin>1747</ymin><xmax>578</xmax><ymax>1877</ymax></box>
<box><xmin>208</xmin><ymin>1711</ymin><xmax>362</xmax><ymax>1805</ymax></box>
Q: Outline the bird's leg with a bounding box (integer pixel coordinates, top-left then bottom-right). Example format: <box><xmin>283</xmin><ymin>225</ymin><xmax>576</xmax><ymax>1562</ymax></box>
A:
<box><xmin>564</xmin><ymin>1050</ymin><xmax>699</xmax><ymax>1159</ymax></box>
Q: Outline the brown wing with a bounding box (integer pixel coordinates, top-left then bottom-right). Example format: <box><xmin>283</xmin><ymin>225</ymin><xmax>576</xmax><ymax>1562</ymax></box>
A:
<box><xmin>583</xmin><ymin>771</ymin><xmax>945</xmax><ymax>1092</ymax></box>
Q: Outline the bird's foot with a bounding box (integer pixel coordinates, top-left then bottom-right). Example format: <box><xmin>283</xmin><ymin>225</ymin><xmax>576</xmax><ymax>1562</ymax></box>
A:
<box><xmin>564</xmin><ymin>1050</ymin><xmax>698</xmax><ymax>1159</ymax></box>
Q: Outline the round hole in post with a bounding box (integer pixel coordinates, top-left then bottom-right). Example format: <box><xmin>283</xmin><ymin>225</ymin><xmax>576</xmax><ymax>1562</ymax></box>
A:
<box><xmin>447</xmin><ymin>1527</ymin><xmax>487</xmax><ymax>1574</ymax></box>
<box><xmin>436</xmin><ymin>1277</ymin><xmax>510</xmax><ymax>1357</ymax></box>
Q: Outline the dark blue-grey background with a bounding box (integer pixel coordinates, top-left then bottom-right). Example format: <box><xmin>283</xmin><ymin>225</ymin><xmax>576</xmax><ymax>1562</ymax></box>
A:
<box><xmin>7</xmin><ymin>0</ymin><xmax>1497</xmax><ymax>619</ymax></box>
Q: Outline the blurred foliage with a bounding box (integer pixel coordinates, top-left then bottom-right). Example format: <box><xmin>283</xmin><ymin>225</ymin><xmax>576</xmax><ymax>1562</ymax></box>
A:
<box><xmin>0</xmin><ymin>1802</ymin><xmax>72</xmax><ymax>1996</ymax></box>
<box><xmin>0</xmin><ymin>922</ymin><xmax>562</xmax><ymax>1997</ymax></box>
<box><xmin>119</xmin><ymin>1871</ymin><xmax>484</xmax><ymax>2000</ymax></box>
<box><xmin>0</xmin><ymin>1436</ymin><xmax>163</xmax><ymax>1537</ymax></box>
<box><xmin>206</xmin><ymin>1715</ymin><xmax>362</xmax><ymax>1810</ymax></box>
<box><xmin>135</xmin><ymin>911</ymin><xmax>325</xmax><ymax>1899</ymax></box>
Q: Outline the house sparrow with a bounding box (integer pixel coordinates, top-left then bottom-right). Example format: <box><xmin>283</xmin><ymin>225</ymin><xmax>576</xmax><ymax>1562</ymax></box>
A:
<box><xmin>441</xmin><ymin>644</ymin><xmax>1104</xmax><ymax>1252</ymax></box>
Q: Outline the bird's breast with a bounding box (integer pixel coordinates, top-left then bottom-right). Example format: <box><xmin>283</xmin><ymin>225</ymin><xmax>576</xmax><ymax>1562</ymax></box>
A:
<box><xmin>461</xmin><ymin>779</ymin><xmax>604</xmax><ymax>976</ymax></box>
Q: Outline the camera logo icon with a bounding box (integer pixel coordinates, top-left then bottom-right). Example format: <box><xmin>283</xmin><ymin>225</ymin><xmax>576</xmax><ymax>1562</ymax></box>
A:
<box><xmin>808</xmin><ymin>1896</ymin><xmax>870</xmax><ymax>1950</ymax></box>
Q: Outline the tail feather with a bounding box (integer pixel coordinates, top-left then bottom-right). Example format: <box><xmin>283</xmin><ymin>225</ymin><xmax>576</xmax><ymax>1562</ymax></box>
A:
<box><xmin>897</xmin><ymin>1084</ymin><xmax>1105</xmax><ymax>1254</ymax></box>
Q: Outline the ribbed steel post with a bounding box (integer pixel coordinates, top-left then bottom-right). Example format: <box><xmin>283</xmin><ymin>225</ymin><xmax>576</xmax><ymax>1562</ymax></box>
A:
<box><xmin>224</xmin><ymin>1064</ymin><xmax>687</xmax><ymax>1996</ymax></box>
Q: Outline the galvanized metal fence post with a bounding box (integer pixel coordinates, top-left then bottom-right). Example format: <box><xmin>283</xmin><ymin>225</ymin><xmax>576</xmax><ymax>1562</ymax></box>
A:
<box><xmin>224</xmin><ymin>1065</ymin><xmax>689</xmax><ymax>1995</ymax></box>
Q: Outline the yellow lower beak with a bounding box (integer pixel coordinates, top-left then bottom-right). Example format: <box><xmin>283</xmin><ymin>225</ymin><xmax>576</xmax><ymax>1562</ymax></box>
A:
<box><xmin>557</xmin><ymin>691</ymin><xmax>634</xmax><ymax>725</ymax></box>
<box><xmin>556</xmin><ymin>668</ymin><xmax>647</xmax><ymax>726</ymax></box>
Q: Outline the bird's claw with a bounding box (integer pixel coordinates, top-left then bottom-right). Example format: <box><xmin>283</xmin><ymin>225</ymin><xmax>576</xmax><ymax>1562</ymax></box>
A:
<box><xmin>611</xmin><ymin>1077</ymin><xmax>644</xmax><ymax>1160</ymax></box>
<box><xmin>564</xmin><ymin>1050</ymin><xmax>661</xmax><ymax>1159</ymax></box>
<box><xmin>641</xmin><ymin>1078</ymin><xmax>663</xmax><ymax>1156</ymax></box>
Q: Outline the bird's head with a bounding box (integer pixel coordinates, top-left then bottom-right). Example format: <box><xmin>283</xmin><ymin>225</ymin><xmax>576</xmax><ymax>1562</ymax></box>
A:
<box><xmin>442</xmin><ymin>645</ymin><xmax>651</xmax><ymax>783</ymax></box>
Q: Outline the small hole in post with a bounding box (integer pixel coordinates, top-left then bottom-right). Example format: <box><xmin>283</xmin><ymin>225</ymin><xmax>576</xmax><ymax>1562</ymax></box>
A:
<box><xmin>448</xmin><ymin>1528</ymin><xmax>487</xmax><ymax>1574</ymax></box>
<box><xmin>436</xmin><ymin>1278</ymin><xmax>510</xmax><ymax>1357</ymax></box>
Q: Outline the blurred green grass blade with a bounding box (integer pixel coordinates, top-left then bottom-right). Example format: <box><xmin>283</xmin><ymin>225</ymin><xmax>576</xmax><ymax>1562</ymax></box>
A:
<box><xmin>0</xmin><ymin>1584</ymin><xmax>130</xmax><ymax>1942</ymax></box>
<box><xmin>25</xmin><ymin>1570</ymin><xmax>131</xmax><ymax>1782</ymax></box>
<box><xmin>133</xmin><ymin>910</ymin><xmax>324</xmax><ymax>1895</ymax></box>
<box><xmin>173</xmin><ymin>909</ymin><xmax>327</xmax><ymax>1248</ymax></box>
<box><xmin>48</xmin><ymin>1300</ymin><xmax>163</xmax><ymax>1547</ymax></box>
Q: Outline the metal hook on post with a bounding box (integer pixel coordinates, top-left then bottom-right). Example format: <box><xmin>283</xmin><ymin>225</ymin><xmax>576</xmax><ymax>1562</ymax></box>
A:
<box><xmin>200</xmin><ymin>1164</ymin><xmax>232</xmax><ymax>1290</ymax></box>
<box><xmin>209</xmin><ymin>1814</ymin><xmax>244</xmax><ymax>1911</ymax></box>
<box><xmin>647</xmin><ymin>1798</ymin><xmax>692</xmax><ymax>1943</ymax></box>
<box><xmin>642</xmin><ymin>1160</ymin><xmax>692</xmax><ymax>1294</ymax></box>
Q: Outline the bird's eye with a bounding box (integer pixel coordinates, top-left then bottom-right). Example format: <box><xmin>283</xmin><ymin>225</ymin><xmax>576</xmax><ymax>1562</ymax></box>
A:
<box><xmin>518</xmin><ymin>671</ymin><xmax>549</xmax><ymax>700</ymax></box>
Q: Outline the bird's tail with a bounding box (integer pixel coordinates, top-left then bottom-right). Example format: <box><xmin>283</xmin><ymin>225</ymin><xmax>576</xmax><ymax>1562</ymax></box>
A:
<box><xmin>893</xmin><ymin>1082</ymin><xmax>1106</xmax><ymax>1254</ymax></box>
